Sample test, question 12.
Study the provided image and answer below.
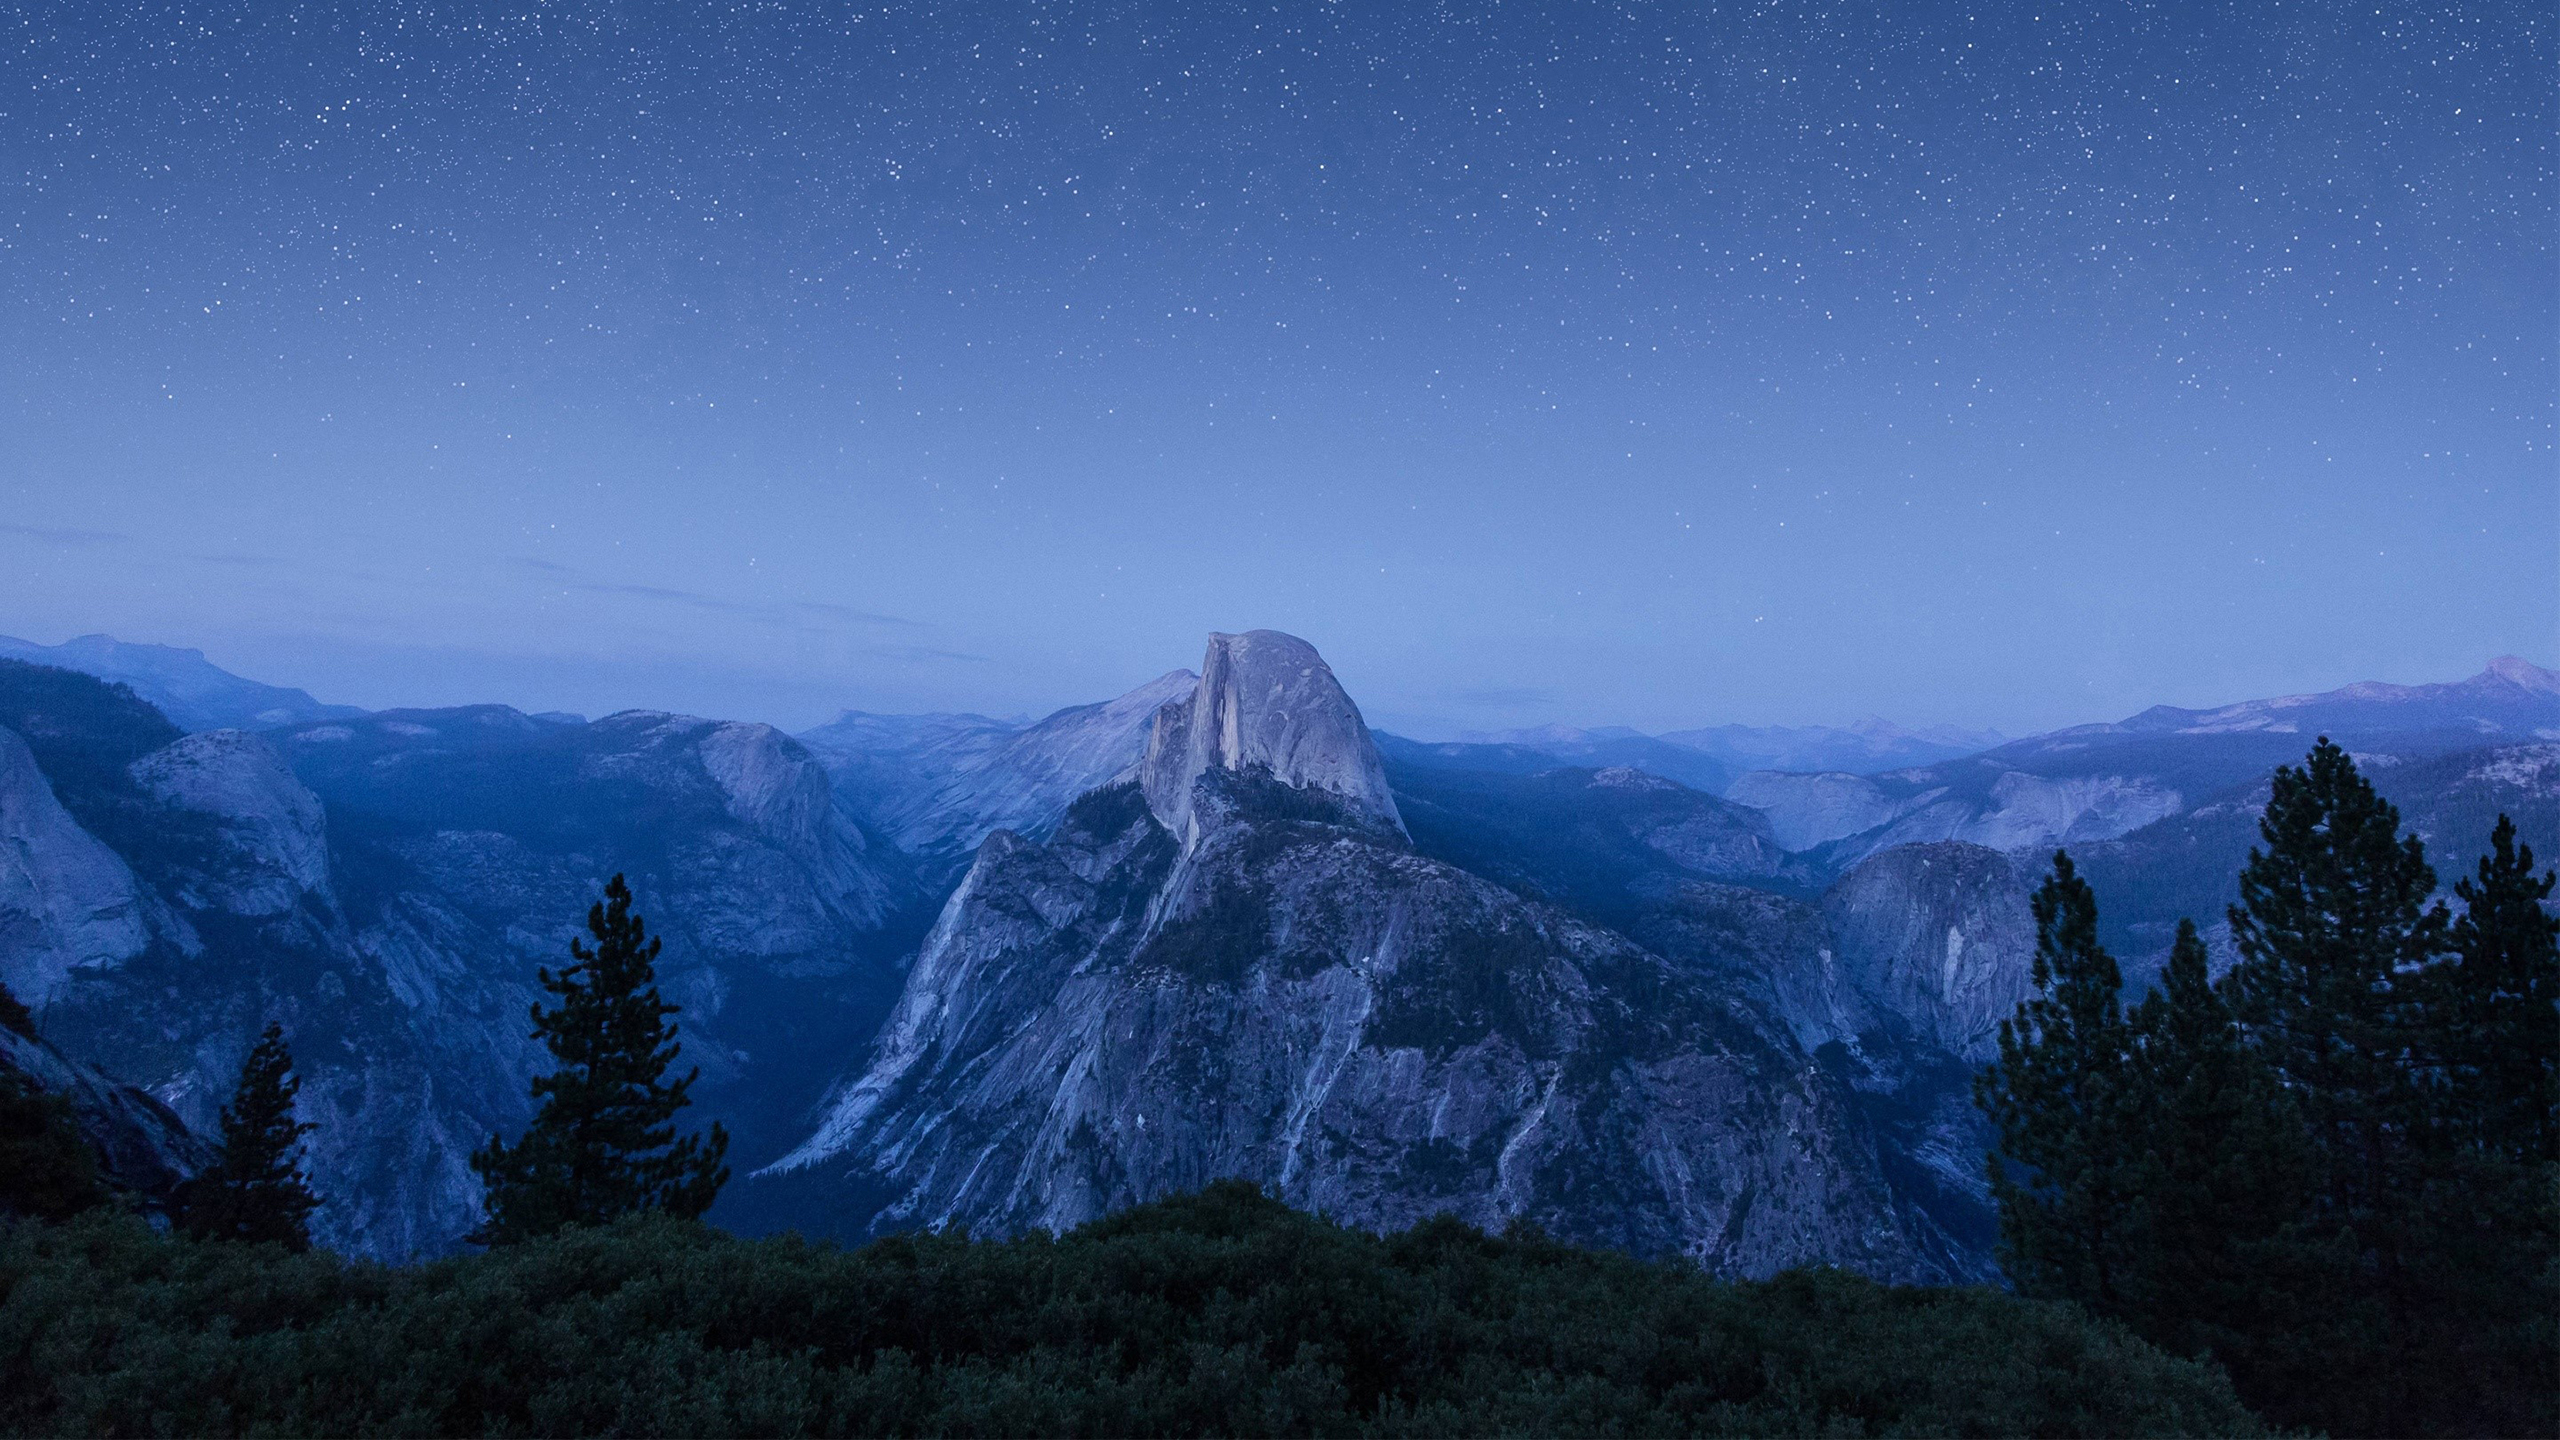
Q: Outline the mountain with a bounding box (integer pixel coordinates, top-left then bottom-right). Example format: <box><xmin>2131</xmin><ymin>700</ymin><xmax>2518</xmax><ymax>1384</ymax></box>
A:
<box><xmin>800</xmin><ymin>671</ymin><xmax>1199</xmax><ymax>871</ymax></box>
<box><xmin>0</xmin><ymin>633</ymin><xmax>362</xmax><ymax>732</ymax></box>
<box><xmin>1725</xmin><ymin>658</ymin><xmax>2560</xmax><ymax>873</ymax></box>
<box><xmin>759</xmin><ymin>632</ymin><xmax>1963</xmax><ymax>1280</ymax></box>
<box><xmin>1384</xmin><ymin>754</ymin><xmax>2032</xmax><ymax>1271</ymax></box>
<box><xmin>3</xmin><ymin>634</ymin><xmax>2549</xmax><ymax>1275</ymax></box>
<box><xmin>1390</xmin><ymin>763</ymin><xmax>1815</xmax><ymax>911</ymax></box>
<box><xmin>2072</xmin><ymin>740</ymin><xmax>2560</xmax><ymax>975</ymax></box>
<box><xmin>1657</xmin><ymin>719</ymin><xmax>2009</xmax><ymax>776</ymax></box>
<box><xmin>2112</xmin><ymin>655</ymin><xmax>2560</xmax><ymax>740</ymax></box>
<box><xmin>1422</xmin><ymin>717</ymin><xmax>2006</xmax><ymax>792</ymax></box>
<box><xmin>0</xmin><ymin>663</ymin><xmax>925</xmax><ymax>1258</ymax></box>
<box><xmin>1421</xmin><ymin>726</ymin><xmax>1739</xmax><ymax>793</ymax></box>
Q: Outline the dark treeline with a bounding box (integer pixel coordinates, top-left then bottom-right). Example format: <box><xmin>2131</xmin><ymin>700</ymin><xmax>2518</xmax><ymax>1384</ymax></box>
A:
<box><xmin>1977</xmin><ymin>739</ymin><xmax>2558</xmax><ymax>1437</ymax></box>
<box><xmin>0</xmin><ymin>1185</ymin><xmax>2256</xmax><ymax>1437</ymax></box>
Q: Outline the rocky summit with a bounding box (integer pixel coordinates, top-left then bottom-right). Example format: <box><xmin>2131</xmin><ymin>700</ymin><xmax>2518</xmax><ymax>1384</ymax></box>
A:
<box><xmin>764</xmin><ymin>631</ymin><xmax>1955</xmax><ymax>1280</ymax></box>
<box><xmin>1139</xmin><ymin>630</ymin><xmax>1405</xmax><ymax>845</ymax></box>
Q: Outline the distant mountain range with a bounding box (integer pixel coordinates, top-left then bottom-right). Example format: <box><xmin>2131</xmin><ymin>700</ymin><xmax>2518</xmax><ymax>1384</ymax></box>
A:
<box><xmin>0</xmin><ymin>633</ymin><xmax>362</xmax><ymax>733</ymax></box>
<box><xmin>0</xmin><ymin>630</ymin><xmax>2552</xmax><ymax>1271</ymax></box>
<box><xmin>1451</xmin><ymin>718</ymin><xmax>2013</xmax><ymax>780</ymax></box>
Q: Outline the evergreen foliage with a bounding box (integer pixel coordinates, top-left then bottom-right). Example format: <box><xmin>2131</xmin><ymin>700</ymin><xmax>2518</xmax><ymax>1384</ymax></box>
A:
<box><xmin>1973</xmin><ymin>851</ymin><xmax>2142</xmax><ymax>1314</ymax></box>
<box><xmin>0</xmin><ymin>1070</ymin><xmax>111</xmax><ymax>1222</ymax></box>
<box><xmin>0</xmin><ymin>977</ymin><xmax>113</xmax><ymax>1222</ymax></box>
<box><xmin>1977</xmin><ymin>738</ymin><xmax>2558</xmax><ymax>1437</ymax></box>
<box><xmin>2225</xmin><ymin>739</ymin><xmax>2445</xmax><ymax>1228</ymax></box>
<box><xmin>2119</xmin><ymin>922</ymin><xmax>2312</xmax><ymax>1402</ymax></box>
<box><xmin>2442</xmin><ymin>814</ymin><xmax>2560</xmax><ymax>1167</ymax></box>
<box><xmin>470</xmin><ymin>874</ymin><xmax>728</xmax><ymax>1245</ymax></box>
<box><xmin>0</xmin><ymin>1183</ymin><xmax>2262</xmax><ymax>1438</ymax></box>
<box><xmin>173</xmin><ymin>1023</ymin><xmax>321</xmax><ymax>1251</ymax></box>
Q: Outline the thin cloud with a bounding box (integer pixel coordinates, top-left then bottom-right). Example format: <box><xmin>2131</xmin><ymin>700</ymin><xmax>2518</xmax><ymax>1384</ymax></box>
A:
<box><xmin>792</xmin><ymin>600</ymin><xmax>928</xmax><ymax>630</ymax></box>
<box><xmin>569</xmin><ymin>580</ymin><xmax>931</xmax><ymax>634</ymax></box>
<box><xmin>573</xmin><ymin>581</ymin><xmax>749</xmax><ymax>612</ymax></box>
<box><xmin>194</xmin><ymin>552</ymin><xmax>293</xmax><ymax>569</ymax></box>
<box><xmin>0</xmin><ymin>522</ymin><xmax>127</xmax><ymax>546</ymax></box>
<box><xmin>861</xmin><ymin>643</ymin><xmax>990</xmax><ymax>665</ymax></box>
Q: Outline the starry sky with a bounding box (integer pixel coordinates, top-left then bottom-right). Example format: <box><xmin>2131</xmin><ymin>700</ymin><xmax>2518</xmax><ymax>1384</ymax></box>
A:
<box><xmin>3</xmin><ymin>1</ymin><xmax>2550</xmax><ymax>736</ymax></box>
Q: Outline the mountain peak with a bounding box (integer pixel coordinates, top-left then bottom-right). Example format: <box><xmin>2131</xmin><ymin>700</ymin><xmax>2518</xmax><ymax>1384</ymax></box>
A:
<box><xmin>1139</xmin><ymin>630</ymin><xmax>1403</xmax><ymax>842</ymax></box>
<box><xmin>2483</xmin><ymin>655</ymin><xmax>2559</xmax><ymax>695</ymax></box>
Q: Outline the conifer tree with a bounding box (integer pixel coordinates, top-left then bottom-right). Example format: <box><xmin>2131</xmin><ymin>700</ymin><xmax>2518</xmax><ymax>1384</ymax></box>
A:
<box><xmin>0</xmin><ymin>976</ymin><xmax>33</xmax><ymax>1038</ymax></box>
<box><xmin>470</xmin><ymin>874</ymin><xmax>728</xmax><ymax>1245</ymax></box>
<box><xmin>2120</xmin><ymin>920</ymin><xmax>2311</xmax><ymax>1388</ymax></box>
<box><xmin>2441</xmin><ymin>815</ymin><xmax>2558</xmax><ymax>1167</ymax></box>
<box><xmin>2221</xmin><ymin>739</ymin><xmax>2462</xmax><ymax>1436</ymax></box>
<box><xmin>0</xmin><ymin>1071</ymin><xmax>111</xmax><ymax>1220</ymax></box>
<box><xmin>2417</xmin><ymin>814</ymin><xmax>2560</xmax><ymax>1437</ymax></box>
<box><xmin>2225</xmin><ymin>738</ymin><xmax>2445</xmax><ymax>1219</ymax></box>
<box><xmin>1973</xmin><ymin>851</ymin><xmax>2143</xmax><ymax>1315</ymax></box>
<box><xmin>173</xmin><ymin>1022</ymin><xmax>322</xmax><ymax>1250</ymax></box>
<box><xmin>2</xmin><ymin>975</ymin><xmax>115</xmax><ymax>1221</ymax></box>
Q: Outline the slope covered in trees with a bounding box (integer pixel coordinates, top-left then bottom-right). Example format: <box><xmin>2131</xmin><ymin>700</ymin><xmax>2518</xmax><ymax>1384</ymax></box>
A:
<box><xmin>0</xmin><ymin>1182</ymin><xmax>2256</xmax><ymax>1438</ymax></box>
<box><xmin>1977</xmin><ymin>740</ymin><xmax>2558</xmax><ymax>1437</ymax></box>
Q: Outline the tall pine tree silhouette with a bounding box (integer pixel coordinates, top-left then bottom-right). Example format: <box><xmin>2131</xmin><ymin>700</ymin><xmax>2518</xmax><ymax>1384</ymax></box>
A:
<box><xmin>2223</xmin><ymin>738</ymin><xmax>2457</xmax><ymax>1435</ymax></box>
<box><xmin>2226</xmin><ymin>738</ymin><xmax>2445</xmax><ymax>1222</ymax></box>
<box><xmin>2120</xmin><ymin>920</ymin><xmax>2311</xmax><ymax>1395</ymax></box>
<box><xmin>174</xmin><ymin>1022</ymin><xmax>322</xmax><ymax>1249</ymax></box>
<box><xmin>471</xmin><ymin>873</ymin><xmax>728</xmax><ymax>1245</ymax></box>
<box><xmin>2442</xmin><ymin>814</ymin><xmax>2559</xmax><ymax>1168</ymax></box>
<box><xmin>2423</xmin><ymin>813</ymin><xmax>2559</xmax><ymax>1436</ymax></box>
<box><xmin>1973</xmin><ymin>850</ymin><xmax>2143</xmax><ymax>1316</ymax></box>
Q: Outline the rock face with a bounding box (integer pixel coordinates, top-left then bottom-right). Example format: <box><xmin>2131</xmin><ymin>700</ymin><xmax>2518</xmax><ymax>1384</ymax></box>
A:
<box><xmin>1726</xmin><ymin>767</ymin><xmax>2184</xmax><ymax>869</ymax></box>
<box><xmin>802</xmin><ymin>670</ymin><xmax>1199</xmax><ymax>866</ymax></box>
<box><xmin>1</xmin><ymin>1021</ymin><xmax>211</xmax><ymax>1203</ymax></box>
<box><xmin>0</xmin><ymin>725</ymin><xmax>148</xmax><ymax>1007</ymax></box>
<box><xmin>769</xmin><ymin>635</ymin><xmax>1947</xmax><ymax>1280</ymax></box>
<box><xmin>128</xmin><ymin>729</ymin><xmax>332</xmax><ymax>916</ymax></box>
<box><xmin>1140</xmin><ymin>631</ymin><xmax>1402</xmax><ymax>845</ymax></box>
<box><xmin>2</xmin><ymin>673</ymin><xmax>924</xmax><ymax>1259</ymax></box>
<box><xmin>1813</xmin><ymin>843</ymin><xmax>2035</xmax><ymax>1062</ymax></box>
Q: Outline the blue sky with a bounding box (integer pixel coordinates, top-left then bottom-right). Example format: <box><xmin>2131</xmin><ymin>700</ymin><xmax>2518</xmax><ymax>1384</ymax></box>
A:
<box><xmin>4</xmin><ymin>1</ymin><xmax>2550</xmax><ymax>735</ymax></box>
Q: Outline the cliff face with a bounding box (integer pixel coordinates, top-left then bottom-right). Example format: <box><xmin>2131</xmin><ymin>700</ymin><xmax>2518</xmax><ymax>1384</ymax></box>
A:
<box><xmin>769</xmin><ymin>634</ymin><xmax>1949</xmax><ymax>1280</ymax></box>
<box><xmin>1807</xmin><ymin>842</ymin><xmax>2037</xmax><ymax>1063</ymax></box>
<box><xmin>1</xmin><ymin>1022</ymin><xmax>211</xmax><ymax>1205</ymax></box>
<box><xmin>0</xmin><ymin>725</ymin><xmax>148</xmax><ymax>1008</ymax></box>
<box><xmin>1140</xmin><ymin>631</ymin><xmax>1403</xmax><ymax>845</ymax></box>
<box><xmin>5</xmin><ymin>679</ymin><xmax>922</xmax><ymax>1259</ymax></box>
<box><xmin>128</xmin><ymin>729</ymin><xmax>333</xmax><ymax>918</ymax></box>
<box><xmin>801</xmin><ymin>670</ymin><xmax>1200</xmax><ymax>868</ymax></box>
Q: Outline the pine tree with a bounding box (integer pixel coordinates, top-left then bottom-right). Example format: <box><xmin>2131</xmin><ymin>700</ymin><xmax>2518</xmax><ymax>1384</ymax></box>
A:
<box><xmin>2225</xmin><ymin>738</ymin><xmax>2445</xmax><ymax>1221</ymax></box>
<box><xmin>2441</xmin><ymin>814</ymin><xmax>2558</xmax><ymax>1168</ymax></box>
<box><xmin>2119</xmin><ymin>920</ymin><xmax>2312</xmax><ymax>1390</ymax></box>
<box><xmin>2412</xmin><ymin>814</ymin><xmax>2559</xmax><ymax>1437</ymax></box>
<box><xmin>0</xmin><ymin>1070</ymin><xmax>111</xmax><ymax>1220</ymax></box>
<box><xmin>0</xmin><ymin>976</ymin><xmax>33</xmax><ymax>1038</ymax></box>
<box><xmin>2</xmin><ymin>975</ymin><xmax>116</xmax><ymax>1221</ymax></box>
<box><xmin>2222</xmin><ymin>739</ymin><xmax>2467</xmax><ymax>1435</ymax></box>
<box><xmin>1973</xmin><ymin>850</ymin><xmax>2143</xmax><ymax>1315</ymax></box>
<box><xmin>173</xmin><ymin>1022</ymin><xmax>322</xmax><ymax>1250</ymax></box>
<box><xmin>470</xmin><ymin>874</ymin><xmax>728</xmax><ymax>1245</ymax></box>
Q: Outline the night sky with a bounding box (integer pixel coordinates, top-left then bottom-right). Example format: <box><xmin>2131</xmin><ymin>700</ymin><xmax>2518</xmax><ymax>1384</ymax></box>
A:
<box><xmin>4</xmin><ymin>2</ymin><xmax>2550</xmax><ymax>735</ymax></box>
